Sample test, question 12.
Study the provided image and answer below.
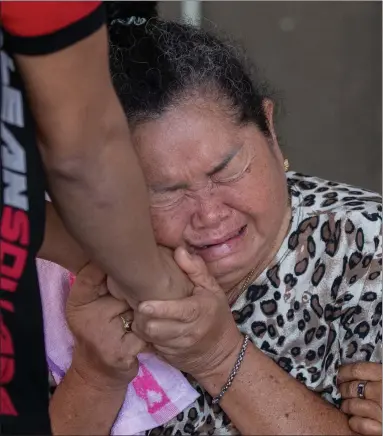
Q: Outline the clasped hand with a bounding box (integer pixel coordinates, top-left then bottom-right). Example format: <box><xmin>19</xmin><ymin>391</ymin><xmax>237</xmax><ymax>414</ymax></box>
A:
<box><xmin>65</xmin><ymin>248</ymin><xmax>241</xmax><ymax>391</ymax></box>
<box><xmin>66</xmin><ymin>263</ymin><xmax>146</xmax><ymax>390</ymax></box>
<box><xmin>338</xmin><ymin>362</ymin><xmax>382</xmax><ymax>435</ymax></box>
<box><xmin>65</xmin><ymin>251</ymin><xmax>382</xmax><ymax>436</ymax></box>
<box><xmin>132</xmin><ymin>248</ymin><xmax>243</xmax><ymax>380</ymax></box>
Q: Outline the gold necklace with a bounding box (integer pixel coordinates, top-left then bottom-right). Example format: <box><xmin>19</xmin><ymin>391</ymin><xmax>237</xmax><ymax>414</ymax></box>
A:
<box><xmin>239</xmin><ymin>268</ymin><xmax>256</xmax><ymax>293</ymax></box>
<box><xmin>229</xmin><ymin>188</ymin><xmax>293</xmax><ymax>299</ymax></box>
<box><xmin>229</xmin><ymin>267</ymin><xmax>256</xmax><ymax>298</ymax></box>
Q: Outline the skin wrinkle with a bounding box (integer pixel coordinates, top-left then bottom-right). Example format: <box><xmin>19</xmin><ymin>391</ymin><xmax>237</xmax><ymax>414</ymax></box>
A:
<box><xmin>132</xmin><ymin>95</ymin><xmax>290</xmax><ymax>295</ymax></box>
<box><xmin>50</xmin><ymin>17</ymin><xmax>381</xmax><ymax>436</ymax></box>
<box><xmin>150</xmin><ymin>146</ymin><xmax>242</xmax><ymax>194</ymax></box>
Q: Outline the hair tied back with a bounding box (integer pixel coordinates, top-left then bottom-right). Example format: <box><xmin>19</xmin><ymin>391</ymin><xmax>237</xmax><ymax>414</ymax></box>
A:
<box><xmin>110</xmin><ymin>16</ymin><xmax>147</xmax><ymax>27</ymax></box>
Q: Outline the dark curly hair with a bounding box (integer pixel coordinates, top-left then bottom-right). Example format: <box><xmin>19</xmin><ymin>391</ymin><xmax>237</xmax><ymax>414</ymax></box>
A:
<box><xmin>105</xmin><ymin>1</ymin><xmax>158</xmax><ymax>23</ymax></box>
<box><xmin>107</xmin><ymin>3</ymin><xmax>274</xmax><ymax>135</ymax></box>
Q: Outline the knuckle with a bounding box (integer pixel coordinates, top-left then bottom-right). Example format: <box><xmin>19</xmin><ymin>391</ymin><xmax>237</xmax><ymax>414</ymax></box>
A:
<box><xmin>129</xmin><ymin>338</ymin><xmax>146</xmax><ymax>356</ymax></box>
<box><xmin>351</xmin><ymin>398</ymin><xmax>364</xmax><ymax>415</ymax></box>
<box><xmin>184</xmin><ymin>303</ymin><xmax>198</xmax><ymax>322</ymax></box>
<box><xmin>145</xmin><ymin>320</ymin><xmax>157</xmax><ymax>338</ymax></box>
<box><xmin>340</xmin><ymin>381</ymin><xmax>355</xmax><ymax>398</ymax></box>
<box><xmin>351</xmin><ymin>363</ymin><xmax>364</xmax><ymax>380</ymax></box>
<box><xmin>156</xmin><ymin>304</ymin><xmax>168</xmax><ymax>318</ymax></box>
<box><xmin>341</xmin><ymin>399</ymin><xmax>352</xmax><ymax>414</ymax></box>
<box><xmin>370</xmin><ymin>381</ymin><xmax>382</xmax><ymax>403</ymax></box>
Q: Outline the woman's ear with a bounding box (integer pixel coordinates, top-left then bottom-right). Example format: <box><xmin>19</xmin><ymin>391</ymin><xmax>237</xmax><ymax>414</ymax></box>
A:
<box><xmin>262</xmin><ymin>98</ymin><xmax>285</xmax><ymax>167</ymax></box>
<box><xmin>262</xmin><ymin>98</ymin><xmax>278</xmax><ymax>144</ymax></box>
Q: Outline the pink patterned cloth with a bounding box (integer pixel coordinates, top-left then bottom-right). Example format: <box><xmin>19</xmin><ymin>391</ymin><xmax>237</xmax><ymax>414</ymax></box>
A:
<box><xmin>37</xmin><ymin>259</ymin><xmax>198</xmax><ymax>435</ymax></box>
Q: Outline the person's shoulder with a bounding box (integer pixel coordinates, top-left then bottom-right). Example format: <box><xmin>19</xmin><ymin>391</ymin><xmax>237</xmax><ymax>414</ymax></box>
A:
<box><xmin>1</xmin><ymin>2</ymin><xmax>105</xmax><ymax>56</ymax></box>
<box><xmin>289</xmin><ymin>172</ymin><xmax>381</xmax><ymax>222</ymax></box>
<box><xmin>289</xmin><ymin>172</ymin><xmax>381</xmax><ymax>253</ymax></box>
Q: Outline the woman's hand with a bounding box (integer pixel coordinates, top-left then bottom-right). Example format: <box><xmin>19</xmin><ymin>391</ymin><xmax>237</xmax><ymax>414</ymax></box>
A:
<box><xmin>133</xmin><ymin>248</ymin><xmax>243</xmax><ymax>380</ymax></box>
<box><xmin>338</xmin><ymin>362</ymin><xmax>382</xmax><ymax>435</ymax></box>
<box><xmin>66</xmin><ymin>263</ymin><xmax>146</xmax><ymax>390</ymax></box>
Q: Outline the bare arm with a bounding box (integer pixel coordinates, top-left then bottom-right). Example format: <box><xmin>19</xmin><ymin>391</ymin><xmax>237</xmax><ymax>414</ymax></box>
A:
<box><xmin>16</xmin><ymin>26</ymin><xmax>190</xmax><ymax>303</ymax></box>
<box><xmin>38</xmin><ymin>201</ymin><xmax>89</xmax><ymax>274</ymax></box>
<box><xmin>199</xmin><ymin>342</ymin><xmax>355</xmax><ymax>435</ymax></box>
<box><xmin>50</xmin><ymin>365</ymin><xmax>123</xmax><ymax>436</ymax></box>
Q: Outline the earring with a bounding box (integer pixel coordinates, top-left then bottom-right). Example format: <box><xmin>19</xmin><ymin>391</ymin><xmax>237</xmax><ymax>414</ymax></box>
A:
<box><xmin>284</xmin><ymin>159</ymin><xmax>290</xmax><ymax>172</ymax></box>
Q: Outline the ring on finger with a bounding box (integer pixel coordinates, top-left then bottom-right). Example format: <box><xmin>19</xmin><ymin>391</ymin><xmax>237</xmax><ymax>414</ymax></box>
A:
<box><xmin>120</xmin><ymin>315</ymin><xmax>133</xmax><ymax>334</ymax></box>
<box><xmin>357</xmin><ymin>381</ymin><xmax>368</xmax><ymax>399</ymax></box>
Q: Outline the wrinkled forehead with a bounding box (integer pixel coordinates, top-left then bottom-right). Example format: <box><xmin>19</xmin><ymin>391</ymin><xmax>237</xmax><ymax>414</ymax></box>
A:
<box><xmin>131</xmin><ymin>102</ymin><xmax>245</xmax><ymax>179</ymax></box>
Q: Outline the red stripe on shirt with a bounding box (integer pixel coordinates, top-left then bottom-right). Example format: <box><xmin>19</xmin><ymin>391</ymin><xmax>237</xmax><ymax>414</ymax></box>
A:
<box><xmin>1</xmin><ymin>1</ymin><xmax>101</xmax><ymax>37</ymax></box>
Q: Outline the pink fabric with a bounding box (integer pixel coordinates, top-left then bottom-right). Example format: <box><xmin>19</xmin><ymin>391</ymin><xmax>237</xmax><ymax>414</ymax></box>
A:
<box><xmin>133</xmin><ymin>363</ymin><xmax>171</xmax><ymax>414</ymax></box>
<box><xmin>37</xmin><ymin>259</ymin><xmax>198</xmax><ymax>435</ymax></box>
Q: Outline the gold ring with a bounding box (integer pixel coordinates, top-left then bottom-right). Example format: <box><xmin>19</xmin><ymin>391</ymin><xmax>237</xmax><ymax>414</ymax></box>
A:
<box><xmin>120</xmin><ymin>315</ymin><xmax>133</xmax><ymax>333</ymax></box>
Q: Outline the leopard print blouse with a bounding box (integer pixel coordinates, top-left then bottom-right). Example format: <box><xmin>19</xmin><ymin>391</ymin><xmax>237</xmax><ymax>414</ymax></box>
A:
<box><xmin>147</xmin><ymin>173</ymin><xmax>382</xmax><ymax>436</ymax></box>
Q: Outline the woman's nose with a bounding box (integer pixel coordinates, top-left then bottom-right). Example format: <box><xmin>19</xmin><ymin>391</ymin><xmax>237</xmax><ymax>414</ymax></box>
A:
<box><xmin>190</xmin><ymin>194</ymin><xmax>232</xmax><ymax>230</ymax></box>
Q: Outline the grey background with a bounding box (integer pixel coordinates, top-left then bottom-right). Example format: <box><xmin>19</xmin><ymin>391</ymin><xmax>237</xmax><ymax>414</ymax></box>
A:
<box><xmin>158</xmin><ymin>1</ymin><xmax>382</xmax><ymax>192</ymax></box>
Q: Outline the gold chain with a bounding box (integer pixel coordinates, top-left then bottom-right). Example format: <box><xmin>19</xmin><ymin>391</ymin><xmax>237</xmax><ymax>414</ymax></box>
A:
<box><xmin>229</xmin><ymin>267</ymin><xmax>256</xmax><ymax>297</ymax></box>
<box><xmin>229</xmin><ymin>185</ymin><xmax>293</xmax><ymax>298</ymax></box>
<box><xmin>240</xmin><ymin>268</ymin><xmax>256</xmax><ymax>293</ymax></box>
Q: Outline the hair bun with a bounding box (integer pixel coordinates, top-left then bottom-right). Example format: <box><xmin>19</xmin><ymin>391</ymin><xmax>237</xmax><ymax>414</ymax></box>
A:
<box><xmin>106</xmin><ymin>1</ymin><xmax>158</xmax><ymax>26</ymax></box>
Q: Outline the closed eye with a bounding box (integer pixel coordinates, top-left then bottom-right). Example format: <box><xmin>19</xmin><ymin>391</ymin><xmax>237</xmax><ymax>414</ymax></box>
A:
<box><xmin>210</xmin><ymin>144</ymin><xmax>250</xmax><ymax>183</ymax></box>
<box><xmin>211</xmin><ymin>167</ymin><xmax>248</xmax><ymax>184</ymax></box>
<box><xmin>149</xmin><ymin>189</ymin><xmax>185</xmax><ymax>208</ymax></box>
<box><xmin>211</xmin><ymin>156</ymin><xmax>250</xmax><ymax>183</ymax></box>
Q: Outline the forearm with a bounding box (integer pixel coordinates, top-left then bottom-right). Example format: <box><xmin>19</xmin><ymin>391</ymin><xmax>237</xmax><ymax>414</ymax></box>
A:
<box><xmin>38</xmin><ymin>201</ymin><xmax>89</xmax><ymax>274</ymax></box>
<box><xmin>15</xmin><ymin>29</ymin><xmax>173</xmax><ymax>302</ymax></box>
<box><xmin>50</xmin><ymin>365</ymin><xmax>125</xmax><ymax>435</ymax></box>
<box><xmin>199</xmin><ymin>342</ymin><xmax>354</xmax><ymax>435</ymax></box>
<box><xmin>42</xmin><ymin>114</ymin><xmax>170</xmax><ymax>301</ymax></box>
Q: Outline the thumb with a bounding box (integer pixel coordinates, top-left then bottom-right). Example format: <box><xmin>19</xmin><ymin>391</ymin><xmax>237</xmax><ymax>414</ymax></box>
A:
<box><xmin>174</xmin><ymin>247</ymin><xmax>220</xmax><ymax>293</ymax></box>
<box><xmin>67</xmin><ymin>263</ymin><xmax>107</xmax><ymax>307</ymax></box>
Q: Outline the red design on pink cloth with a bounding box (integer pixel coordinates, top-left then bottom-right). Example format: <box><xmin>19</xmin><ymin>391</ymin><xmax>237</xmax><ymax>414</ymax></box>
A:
<box><xmin>38</xmin><ymin>260</ymin><xmax>198</xmax><ymax>434</ymax></box>
<box><xmin>132</xmin><ymin>363</ymin><xmax>171</xmax><ymax>415</ymax></box>
<box><xmin>69</xmin><ymin>273</ymin><xmax>172</xmax><ymax>417</ymax></box>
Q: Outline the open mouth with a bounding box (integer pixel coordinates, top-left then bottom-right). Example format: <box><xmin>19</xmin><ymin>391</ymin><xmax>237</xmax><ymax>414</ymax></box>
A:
<box><xmin>193</xmin><ymin>225</ymin><xmax>247</xmax><ymax>250</ymax></box>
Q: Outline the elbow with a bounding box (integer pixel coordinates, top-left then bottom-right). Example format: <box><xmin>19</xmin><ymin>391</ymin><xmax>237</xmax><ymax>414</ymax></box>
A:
<box><xmin>39</xmin><ymin>122</ymin><xmax>123</xmax><ymax>182</ymax></box>
<box><xmin>36</xmin><ymin>89</ymin><xmax>130</xmax><ymax>181</ymax></box>
<box><xmin>42</xmin><ymin>149</ymin><xmax>91</xmax><ymax>184</ymax></box>
<box><xmin>40</xmin><ymin>124</ymin><xmax>130</xmax><ymax>186</ymax></box>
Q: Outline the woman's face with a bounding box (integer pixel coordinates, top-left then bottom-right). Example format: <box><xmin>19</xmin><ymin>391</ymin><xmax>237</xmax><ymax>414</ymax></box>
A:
<box><xmin>133</xmin><ymin>97</ymin><xmax>290</xmax><ymax>289</ymax></box>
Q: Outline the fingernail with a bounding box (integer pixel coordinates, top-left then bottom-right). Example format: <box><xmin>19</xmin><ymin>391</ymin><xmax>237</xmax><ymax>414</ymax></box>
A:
<box><xmin>140</xmin><ymin>304</ymin><xmax>154</xmax><ymax>314</ymax></box>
